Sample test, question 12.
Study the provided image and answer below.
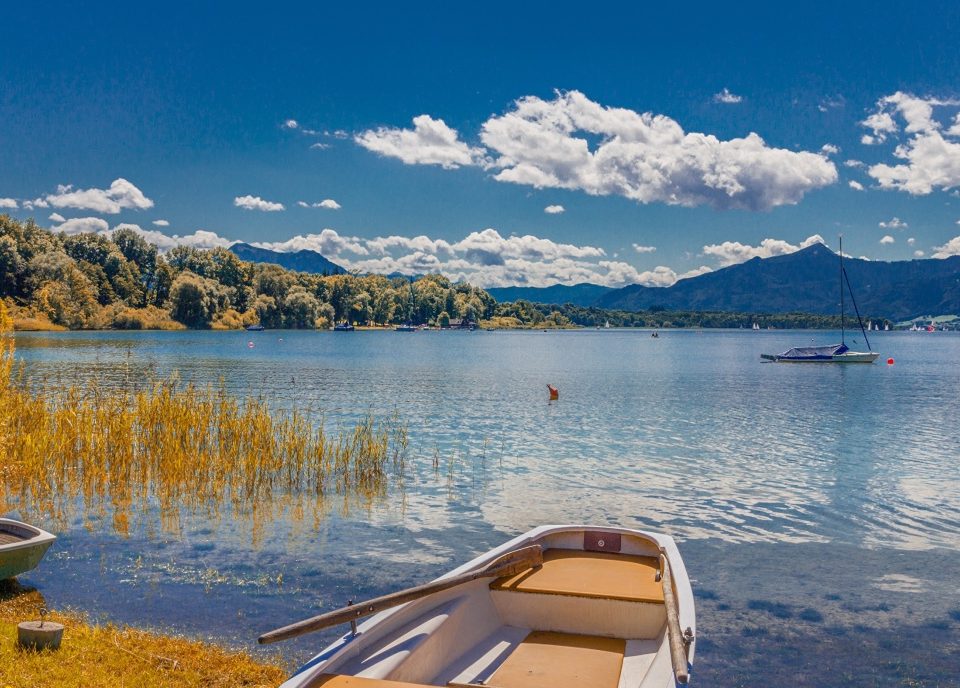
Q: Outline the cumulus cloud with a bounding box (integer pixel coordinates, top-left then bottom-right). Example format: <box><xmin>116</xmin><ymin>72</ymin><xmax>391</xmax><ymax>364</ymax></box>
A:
<box><xmin>252</xmin><ymin>229</ymin><xmax>367</xmax><ymax>257</ymax></box>
<box><xmin>861</xmin><ymin>92</ymin><xmax>960</xmax><ymax>194</ymax></box>
<box><xmin>701</xmin><ymin>234</ymin><xmax>824</xmax><ymax>266</ymax></box>
<box><xmin>879</xmin><ymin>217</ymin><xmax>908</xmax><ymax>229</ymax></box>
<box><xmin>479</xmin><ymin>90</ymin><xmax>836</xmax><ymax>210</ymax></box>
<box><xmin>844</xmin><ymin>159</ymin><xmax>866</xmax><ymax>168</ymax></box>
<box><xmin>632</xmin><ymin>244</ymin><xmax>656</xmax><ymax>253</ymax></box>
<box><xmin>297</xmin><ymin>199</ymin><xmax>341</xmax><ymax>210</ymax></box>
<box><xmin>365</xmin><ymin>234</ymin><xmax>454</xmax><ymax>257</ymax></box>
<box><xmin>51</xmin><ymin>216</ymin><xmax>110</xmax><ymax>235</ymax></box>
<box><xmin>915</xmin><ymin>250</ymin><xmax>925</xmax><ymax>257</ymax></box>
<box><xmin>44</xmin><ymin>178</ymin><xmax>153</xmax><ymax>214</ymax></box>
<box><xmin>355</xmin><ymin>114</ymin><xmax>487</xmax><ymax>169</ymax></box>
<box><xmin>0</xmin><ymin>198</ymin><xmax>17</xmax><ymax>209</ymax></box>
<box><xmin>112</xmin><ymin>225</ymin><xmax>233</xmax><ymax>251</ymax></box>
<box><xmin>821</xmin><ymin>144</ymin><xmax>839</xmax><ymax>154</ymax></box>
<box><xmin>849</xmin><ymin>180</ymin><xmax>865</xmax><ymax>191</ymax></box>
<box><xmin>48</xmin><ymin>212</ymin><xmax>65</xmax><ymax>222</ymax></box>
<box><xmin>152</xmin><ymin>219</ymin><xmax>169</xmax><ymax>226</ymax></box>
<box><xmin>907</xmin><ymin>237</ymin><xmax>916</xmax><ymax>245</ymax></box>
<box><xmin>283</xmin><ymin>119</ymin><xmax>299</xmax><ymax>129</ymax></box>
<box><xmin>713</xmin><ymin>88</ymin><xmax>743</xmax><ymax>104</ymax></box>
<box><xmin>234</xmin><ymin>195</ymin><xmax>285</xmax><ymax>212</ymax></box>
<box><xmin>544</xmin><ymin>204</ymin><xmax>565</xmax><ymax>214</ymax></box>
<box><xmin>354</xmin><ymin>91</ymin><xmax>837</xmax><ymax>210</ymax></box>
<box><xmin>932</xmin><ymin>236</ymin><xmax>960</xmax><ymax>258</ymax></box>
<box><xmin>880</xmin><ymin>235</ymin><xmax>895</xmax><ymax>244</ymax></box>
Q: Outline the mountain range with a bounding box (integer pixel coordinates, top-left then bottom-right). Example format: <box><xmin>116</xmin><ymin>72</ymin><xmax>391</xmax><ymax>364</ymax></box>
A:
<box><xmin>595</xmin><ymin>244</ymin><xmax>960</xmax><ymax>320</ymax></box>
<box><xmin>230</xmin><ymin>241</ymin><xmax>960</xmax><ymax>320</ymax></box>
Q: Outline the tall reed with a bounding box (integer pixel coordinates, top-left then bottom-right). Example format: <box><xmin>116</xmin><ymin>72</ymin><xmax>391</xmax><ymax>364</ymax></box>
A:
<box><xmin>0</xmin><ymin>302</ymin><xmax>407</xmax><ymax>537</ymax></box>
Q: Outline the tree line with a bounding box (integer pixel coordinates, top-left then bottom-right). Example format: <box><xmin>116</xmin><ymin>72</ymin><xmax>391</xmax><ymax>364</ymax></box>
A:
<box><xmin>0</xmin><ymin>216</ymin><xmax>494</xmax><ymax>330</ymax></box>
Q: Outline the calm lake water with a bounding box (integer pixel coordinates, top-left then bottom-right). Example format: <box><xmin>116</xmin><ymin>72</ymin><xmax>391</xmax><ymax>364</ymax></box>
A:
<box><xmin>8</xmin><ymin>328</ymin><xmax>960</xmax><ymax>686</ymax></box>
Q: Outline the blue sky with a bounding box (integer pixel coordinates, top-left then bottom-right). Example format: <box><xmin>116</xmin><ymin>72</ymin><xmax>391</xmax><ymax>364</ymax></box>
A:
<box><xmin>2</xmin><ymin>1</ymin><xmax>960</xmax><ymax>287</ymax></box>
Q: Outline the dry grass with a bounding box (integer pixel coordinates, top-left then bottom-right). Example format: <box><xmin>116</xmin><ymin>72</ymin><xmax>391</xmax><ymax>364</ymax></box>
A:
<box><xmin>0</xmin><ymin>300</ymin><xmax>408</xmax><ymax>537</ymax></box>
<box><xmin>0</xmin><ymin>579</ymin><xmax>285</xmax><ymax>687</ymax></box>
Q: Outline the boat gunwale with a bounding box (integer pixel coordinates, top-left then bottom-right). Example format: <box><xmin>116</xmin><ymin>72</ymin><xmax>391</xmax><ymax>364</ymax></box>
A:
<box><xmin>0</xmin><ymin>518</ymin><xmax>56</xmax><ymax>554</ymax></box>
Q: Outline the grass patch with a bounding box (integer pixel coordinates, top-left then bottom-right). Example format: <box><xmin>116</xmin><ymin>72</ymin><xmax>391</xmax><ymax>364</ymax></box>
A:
<box><xmin>0</xmin><ymin>579</ymin><xmax>284</xmax><ymax>687</ymax></box>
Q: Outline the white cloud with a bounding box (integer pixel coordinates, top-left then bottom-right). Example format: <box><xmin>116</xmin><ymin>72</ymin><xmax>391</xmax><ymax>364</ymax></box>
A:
<box><xmin>110</xmin><ymin>225</ymin><xmax>233</xmax><ymax>251</ymax></box>
<box><xmin>298</xmin><ymin>199</ymin><xmax>341</xmax><ymax>210</ymax></box>
<box><xmin>907</xmin><ymin>237</ymin><xmax>916</xmax><ymax>245</ymax></box>
<box><xmin>45</xmin><ymin>178</ymin><xmax>153</xmax><ymax>214</ymax></box>
<box><xmin>48</xmin><ymin>212</ymin><xmax>65</xmax><ymax>222</ymax></box>
<box><xmin>632</xmin><ymin>244</ymin><xmax>656</xmax><ymax>253</ymax></box>
<box><xmin>152</xmin><ymin>219</ymin><xmax>169</xmax><ymax>227</ymax></box>
<box><xmin>861</xmin><ymin>92</ymin><xmax>960</xmax><ymax>194</ymax></box>
<box><xmin>713</xmin><ymin>88</ymin><xmax>743</xmax><ymax>104</ymax></box>
<box><xmin>0</xmin><ymin>198</ymin><xmax>17</xmax><ymax>209</ymax></box>
<box><xmin>310</xmin><ymin>142</ymin><xmax>330</xmax><ymax>150</ymax></box>
<box><xmin>51</xmin><ymin>216</ymin><xmax>110</xmax><ymax>235</ymax></box>
<box><xmin>880</xmin><ymin>234</ymin><xmax>895</xmax><ymax>244</ymax></box>
<box><xmin>879</xmin><ymin>217</ymin><xmax>907</xmax><ymax>229</ymax></box>
<box><xmin>932</xmin><ymin>235</ymin><xmax>960</xmax><ymax>258</ymax></box>
<box><xmin>821</xmin><ymin>144</ymin><xmax>839</xmax><ymax>154</ymax></box>
<box><xmin>848</xmin><ymin>180</ymin><xmax>865</xmax><ymax>191</ymax></box>
<box><xmin>355</xmin><ymin>114</ymin><xmax>487</xmax><ymax>169</ymax></box>
<box><xmin>283</xmin><ymin>119</ymin><xmax>298</xmax><ymax>129</ymax></box>
<box><xmin>544</xmin><ymin>204</ymin><xmax>565</xmax><ymax>214</ymax></box>
<box><xmin>252</xmin><ymin>229</ymin><xmax>367</xmax><ymax>257</ymax></box>
<box><xmin>844</xmin><ymin>159</ymin><xmax>865</xmax><ymax>168</ymax></box>
<box><xmin>701</xmin><ymin>234</ymin><xmax>824</xmax><ymax>266</ymax></box>
<box><xmin>450</xmin><ymin>228</ymin><xmax>604</xmax><ymax>264</ymax></box>
<box><xmin>479</xmin><ymin>90</ymin><xmax>837</xmax><ymax>210</ymax></box>
<box><xmin>818</xmin><ymin>95</ymin><xmax>846</xmax><ymax>112</ymax></box>
<box><xmin>914</xmin><ymin>250</ymin><xmax>925</xmax><ymax>257</ymax></box>
<box><xmin>365</xmin><ymin>234</ymin><xmax>454</xmax><ymax>257</ymax></box>
<box><xmin>234</xmin><ymin>195</ymin><xmax>285</xmax><ymax>212</ymax></box>
<box><xmin>22</xmin><ymin>198</ymin><xmax>49</xmax><ymax>210</ymax></box>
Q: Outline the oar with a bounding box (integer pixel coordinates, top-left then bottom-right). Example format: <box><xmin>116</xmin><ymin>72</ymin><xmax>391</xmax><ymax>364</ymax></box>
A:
<box><xmin>659</xmin><ymin>551</ymin><xmax>693</xmax><ymax>684</ymax></box>
<box><xmin>258</xmin><ymin>544</ymin><xmax>543</xmax><ymax>645</ymax></box>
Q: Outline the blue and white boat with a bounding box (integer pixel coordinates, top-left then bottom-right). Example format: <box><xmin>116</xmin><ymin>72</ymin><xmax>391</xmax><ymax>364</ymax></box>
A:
<box><xmin>762</xmin><ymin>237</ymin><xmax>879</xmax><ymax>364</ymax></box>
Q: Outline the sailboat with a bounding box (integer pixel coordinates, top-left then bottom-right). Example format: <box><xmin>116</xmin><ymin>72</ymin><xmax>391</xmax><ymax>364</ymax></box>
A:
<box><xmin>761</xmin><ymin>237</ymin><xmax>879</xmax><ymax>363</ymax></box>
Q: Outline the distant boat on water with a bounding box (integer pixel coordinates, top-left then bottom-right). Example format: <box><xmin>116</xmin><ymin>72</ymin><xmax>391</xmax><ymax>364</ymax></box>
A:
<box><xmin>395</xmin><ymin>323</ymin><xmax>417</xmax><ymax>332</ymax></box>
<box><xmin>333</xmin><ymin>322</ymin><xmax>355</xmax><ymax>332</ymax></box>
<box><xmin>762</xmin><ymin>237</ymin><xmax>879</xmax><ymax>363</ymax></box>
<box><xmin>245</xmin><ymin>324</ymin><xmax>265</xmax><ymax>331</ymax></box>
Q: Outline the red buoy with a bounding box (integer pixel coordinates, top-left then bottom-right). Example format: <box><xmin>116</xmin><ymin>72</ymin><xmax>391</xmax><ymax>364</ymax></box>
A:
<box><xmin>887</xmin><ymin>357</ymin><xmax>894</xmax><ymax>365</ymax></box>
<box><xmin>547</xmin><ymin>384</ymin><xmax>559</xmax><ymax>400</ymax></box>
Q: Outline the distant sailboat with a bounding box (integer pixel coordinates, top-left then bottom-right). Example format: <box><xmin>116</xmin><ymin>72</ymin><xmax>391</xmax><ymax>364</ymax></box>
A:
<box><xmin>761</xmin><ymin>237</ymin><xmax>879</xmax><ymax>363</ymax></box>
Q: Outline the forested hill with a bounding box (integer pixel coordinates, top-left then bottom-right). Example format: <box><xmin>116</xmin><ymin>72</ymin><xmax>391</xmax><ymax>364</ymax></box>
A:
<box><xmin>598</xmin><ymin>243</ymin><xmax>960</xmax><ymax>320</ymax></box>
<box><xmin>0</xmin><ymin>216</ymin><xmax>495</xmax><ymax>330</ymax></box>
<box><xmin>229</xmin><ymin>242</ymin><xmax>346</xmax><ymax>275</ymax></box>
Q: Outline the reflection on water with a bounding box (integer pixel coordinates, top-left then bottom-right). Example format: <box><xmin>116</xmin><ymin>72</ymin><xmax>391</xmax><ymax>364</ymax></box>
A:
<box><xmin>9</xmin><ymin>329</ymin><xmax>960</xmax><ymax>685</ymax></box>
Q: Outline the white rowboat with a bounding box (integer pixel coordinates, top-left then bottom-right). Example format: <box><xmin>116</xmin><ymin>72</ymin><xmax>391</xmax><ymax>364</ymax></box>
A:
<box><xmin>266</xmin><ymin>524</ymin><xmax>696</xmax><ymax>688</ymax></box>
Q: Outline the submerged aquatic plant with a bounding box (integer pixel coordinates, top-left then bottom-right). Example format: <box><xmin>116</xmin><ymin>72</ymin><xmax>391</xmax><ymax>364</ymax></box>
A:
<box><xmin>0</xmin><ymin>301</ymin><xmax>408</xmax><ymax>537</ymax></box>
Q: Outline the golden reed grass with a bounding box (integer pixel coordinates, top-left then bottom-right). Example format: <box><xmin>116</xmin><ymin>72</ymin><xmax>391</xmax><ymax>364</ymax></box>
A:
<box><xmin>0</xmin><ymin>301</ymin><xmax>408</xmax><ymax>538</ymax></box>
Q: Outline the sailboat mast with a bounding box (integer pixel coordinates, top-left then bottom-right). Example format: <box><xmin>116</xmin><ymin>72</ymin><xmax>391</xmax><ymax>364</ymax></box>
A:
<box><xmin>839</xmin><ymin>235</ymin><xmax>845</xmax><ymax>345</ymax></box>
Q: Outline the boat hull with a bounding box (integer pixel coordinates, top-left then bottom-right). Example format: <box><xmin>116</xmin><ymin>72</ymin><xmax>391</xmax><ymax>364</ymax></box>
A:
<box><xmin>762</xmin><ymin>351</ymin><xmax>880</xmax><ymax>363</ymax></box>
<box><xmin>280</xmin><ymin>524</ymin><xmax>695</xmax><ymax>688</ymax></box>
<box><xmin>0</xmin><ymin>519</ymin><xmax>56</xmax><ymax>580</ymax></box>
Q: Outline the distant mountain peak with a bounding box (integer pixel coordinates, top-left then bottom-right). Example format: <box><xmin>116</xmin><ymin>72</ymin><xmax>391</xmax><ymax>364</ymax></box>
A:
<box><xmin>229</xmin><ymin>242</ymin><xmax>346</xmax><ymax>275</ymax></box>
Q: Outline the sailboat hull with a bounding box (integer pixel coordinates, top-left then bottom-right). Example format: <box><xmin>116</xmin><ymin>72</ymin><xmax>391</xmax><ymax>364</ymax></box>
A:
<box><xmin>761</xmin><ymin>351</ymin><xmax>879</xmax><ymax>363</ymax></box>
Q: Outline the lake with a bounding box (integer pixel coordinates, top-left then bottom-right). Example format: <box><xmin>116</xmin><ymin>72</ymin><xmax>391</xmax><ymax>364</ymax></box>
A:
<box><xmin>7</xmin><ymin>328</ymin><xmax>960</xmax><ymax>686</ymax></box>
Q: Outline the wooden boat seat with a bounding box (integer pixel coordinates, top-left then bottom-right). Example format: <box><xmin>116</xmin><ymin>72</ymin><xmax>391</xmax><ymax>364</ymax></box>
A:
<box><xmin>312</xmin><ymin>675</ymin><xmax>428</xmax><ymax>688</ymax></box>
<box><xmin>483</xmin><ymin>631</ymin><xmax>625</xmax><ymax>688</ymax></box>
<box><xmin>0</xmin><ymin>530</ymin><xmax>29</xmax><ymax>546</ymax></box>
<box><xmin>490</xmin><ymin>549</ymin><xmax>664</xmax><ymax>604</ymax></box>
